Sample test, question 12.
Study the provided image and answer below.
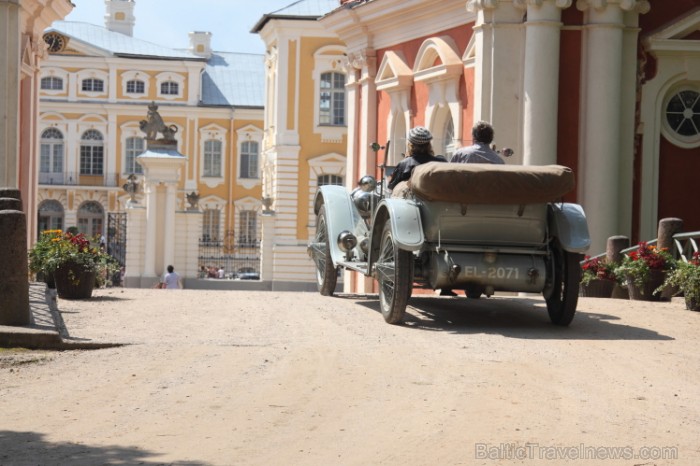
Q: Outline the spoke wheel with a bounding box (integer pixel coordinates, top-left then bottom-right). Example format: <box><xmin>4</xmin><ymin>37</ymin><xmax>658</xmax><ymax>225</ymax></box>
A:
<box><xmin>545</xmin><ymin>244</ymin><xmax>582</xmax><ymax>326</ymax></box>
<box><xmin>311</xmin><ymin>206</ymin><xmax>337</xmax><ymax>296</ymax></box>
<box><xmin>375</xmin><ymin>220</ymin><xmax>413</xmax><ymax>324</ymax></box>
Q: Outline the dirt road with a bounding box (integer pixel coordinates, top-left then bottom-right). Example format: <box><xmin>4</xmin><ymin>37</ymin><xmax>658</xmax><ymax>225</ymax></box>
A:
<box><xmin>1</xmin><ymin>288</ymin><xmax>698</xmax><ymax>465</ymax></box>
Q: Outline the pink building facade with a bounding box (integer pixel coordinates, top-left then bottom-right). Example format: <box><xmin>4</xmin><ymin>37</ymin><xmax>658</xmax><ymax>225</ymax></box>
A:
<box><xmin>321</xmin><ymin>0</ymin><xmax>700</xmax><ymax>262</ymax></box>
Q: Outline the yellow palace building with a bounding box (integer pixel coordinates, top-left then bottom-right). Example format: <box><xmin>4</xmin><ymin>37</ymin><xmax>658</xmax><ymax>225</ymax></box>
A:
<box><xmin>38</xmin><ymin>0</ymin><xmax>265</xmax><ymax>284</ymax></box>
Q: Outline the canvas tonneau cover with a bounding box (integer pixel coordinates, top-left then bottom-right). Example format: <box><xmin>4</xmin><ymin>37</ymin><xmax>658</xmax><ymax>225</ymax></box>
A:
<box><xmin>409</xmin><ymin>162</ymin><xmax>575</xmax><ymax>205</ymax></box>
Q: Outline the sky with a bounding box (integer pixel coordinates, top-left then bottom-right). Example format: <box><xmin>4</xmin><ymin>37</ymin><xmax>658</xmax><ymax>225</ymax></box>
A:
<box><xmin>63</xmin><ymin>0</ymin><xmax>293</xmax><ymax>55</ymax></box>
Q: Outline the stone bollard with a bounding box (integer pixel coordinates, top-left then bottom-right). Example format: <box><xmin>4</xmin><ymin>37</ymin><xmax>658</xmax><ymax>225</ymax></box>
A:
<box><xmin>606</xmin><ymin>235</ymin><xmax>630</xmax><ymax>300</ymax></box>
<box><xmin>606</xmin><ymin>235</ymin><xmax>629</xmax><ymax>265</ymax></box>
<box><xmin>0</xmin><ymin>188</ymin><xmax>30</xmax><ymax>326</ymax></box>
<box><xmin>657</xmin><ymin>217</ymin><xmax>683</xmax><ymax>252</ymax></box>
<box><xmin>657</xmin><ymin>217</ymin><xmax>683</xmax><ymax>301</ymax></box>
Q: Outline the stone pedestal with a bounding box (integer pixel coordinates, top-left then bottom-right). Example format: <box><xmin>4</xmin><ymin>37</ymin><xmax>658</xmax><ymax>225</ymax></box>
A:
<box><xmin>0</xmin><ymin>189</ymin><xmax>29</xmax><ymax>325</ymax></box>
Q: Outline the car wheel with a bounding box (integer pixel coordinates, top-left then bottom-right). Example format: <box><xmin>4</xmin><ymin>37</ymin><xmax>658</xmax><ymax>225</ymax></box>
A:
<box><xmin>312</xmin><ymin>206</ymin><xmax>338</xmax><ymax>296</ymax></box>
<box><xmin>545</xmin><ymin>244</ymin><xmax>582</xmax><ymax>326</ymax></box>
<box><xmin>375</xmin><ymin>220</ymin><xmax>413</xmax><ymax>324</ymax></box>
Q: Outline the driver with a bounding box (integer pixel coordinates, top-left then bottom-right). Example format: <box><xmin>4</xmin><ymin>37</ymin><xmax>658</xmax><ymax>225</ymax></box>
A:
<box><xmin>387</xmin><ymin>126</ymin><xmax>446</xmax><ymax>191</ymax></box>
<box><xmin>450</xmin><ymin>120</ymin><xmax>505</xmax><ymax>164</ymax></box>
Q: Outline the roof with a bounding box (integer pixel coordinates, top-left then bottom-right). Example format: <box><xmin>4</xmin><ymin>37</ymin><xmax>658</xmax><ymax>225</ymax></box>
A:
<box><xmin>201</xmin><ymin>53</ymin><xmax>265</xmax><ymax>108</ymax></box>
<box><xmin>251</xmin><ymin>0</ymin><xmax>340</xmax><ymax>32</ymax></box>
<box><xmin>48</xmin><ymin>21</ymin><xmax>201</xmax><ymax>60</ymax></box>
<box><xmin>46</xmin><ymin>21</ymin><xmax>265</xmax><ymax>108</ymax></box>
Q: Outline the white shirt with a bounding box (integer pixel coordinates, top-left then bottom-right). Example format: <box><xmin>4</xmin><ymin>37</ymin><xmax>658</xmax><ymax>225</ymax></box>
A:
<box><xmin>163</xmin><ymin>271</ymin><xmax>181</xmax><ymax>289</ymax></box>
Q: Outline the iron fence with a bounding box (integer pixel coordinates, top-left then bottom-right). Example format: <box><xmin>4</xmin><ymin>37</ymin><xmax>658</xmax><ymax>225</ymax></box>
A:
<box><xmin>198</xmin><ymin>232</ymin><xmax>261</xmax><ymax>279</ymax></box>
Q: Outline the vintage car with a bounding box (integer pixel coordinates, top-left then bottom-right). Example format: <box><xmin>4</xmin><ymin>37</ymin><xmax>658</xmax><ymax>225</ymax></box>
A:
<box><xmin>308</xmin><ymin>162</ymin><xmax>591</xmax><ymax>326</ymax></box>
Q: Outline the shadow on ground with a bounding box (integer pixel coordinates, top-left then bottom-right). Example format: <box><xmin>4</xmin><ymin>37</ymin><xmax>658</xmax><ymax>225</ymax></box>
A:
<box><xmin>352</xmin><ymin>295</ymin><xmax>674</xmax><ymax>341</ymax></box>
<box><xmin>0</xmin><ymin>430</ymin><xmax>209</xmax><ymax>466</ymax></box>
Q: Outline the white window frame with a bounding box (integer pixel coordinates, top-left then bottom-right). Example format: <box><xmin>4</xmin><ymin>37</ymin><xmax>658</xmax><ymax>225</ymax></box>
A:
<box><xmin>661</xmin><ymin>84</ymin><xmax>700</xmax><ymax>149</ymax></box>
<box><xmin>121</xmin><ymin>70</ymin><xmax>150</xmax><ymax>98</ymax></box>
<box><xmin>199</xmin><ymin>124</ymin><xmax>226</xmax><ymax>187</ymax></box>
<box><xmin>236</xmin><ymin>125</ymin><xmax>263</xmax><ymax>189</ymax></box>
<box><xmin>76</xmin><ymin>69</ymin><xmax>109</xmax><ymax>98</ymax></box>
<box><xmin>39</xmin><ymin>128</ymin><xmax>65</xmax><ymax>178</ymax></box>
<box><xmin>120</xmin><ymin>122</ymin><xmax>146</xmax><ymax>175</ymax></box>
<box><xmin>312</xmin><ymin>45</ymin><xmax>348</xmax><ymax>143</ymax></box>
<box><xmin>203</xmin><ymin>139</ymin><xmax>223</xmax><ymax>178</ymax></box>
<box><xmin>375</xmin><ymin>51</ymin><xmax>413</xmax><ymax>165</ymax></box>
<box><xmin>156</xmin><ymin>72</ymin><xmax>185</xmax><ymax>100</ymax></box>
<box><xmin>39</xmin><ymin>67</ymin><xmax>68</xmax><ymax>96</ymax></box>
<box><xmin>79</xmin><ymin>129</ymin><xmax>105</xmax><ymax>175</ymax></box>
<box><xmin>233</xmin><ymin>196</ymin><xmax>261</xmax><ymax>248</ymax></box>
<box><xmin>413</xmin><ymin>36</ymin><xmax>463</xmax><ymax>144</ymax></box>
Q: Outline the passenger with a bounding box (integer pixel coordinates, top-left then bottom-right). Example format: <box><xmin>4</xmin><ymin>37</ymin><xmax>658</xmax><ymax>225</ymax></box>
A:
<box><xmin>450</xmin><ymin>120</ymin><xmax>505</xmax><ymax>164</ymax></box>
<box><xmin>387</xmin><ymin>126</ymin><xmax>446</xmax><ymax>191</ymax></box>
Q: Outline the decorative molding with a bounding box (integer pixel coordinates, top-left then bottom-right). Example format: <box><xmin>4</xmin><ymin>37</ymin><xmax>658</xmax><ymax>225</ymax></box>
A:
<box><xmin>467</xmin><ymin>0</ymin><xmax>499</xmax><ymax>12</ymax></box>
<box><xmin>577</xmin><ymin>0</ymin><xmax>649</xmax><ymax>12</ymax></box>
<box><xmin>375</xmin><ymin>50</ymin><xmax>413</xmax><ymax>91</ymax></box>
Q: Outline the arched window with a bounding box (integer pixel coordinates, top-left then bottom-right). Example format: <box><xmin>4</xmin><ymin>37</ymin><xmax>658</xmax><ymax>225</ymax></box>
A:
<box><xmin>77</xmin><ymin>201</ymin><xmax>104</xmax><ymax>238</ymax></box>
<box><xmin>40</xmin><ymin>128</ymin><xmax>64</xmax><ymax>184</ymax></box>
<box><xmin>319</xmin><ymin>72</ymin><xmax>346</xmax><ymax>126</ymax></box>
<box><xmin>240</xmin><ymin>141</ymin><xmax>259</xmax><ymax>179</ymax></box>
<box><xmin>41</xmin><ymin>76</ymin><xmax>63</xmax><ymax>90</ymax></box>
<box><xmin>80</xmin><ymin>130</ymin><xmax>104</xmax><ymax>175</ymax></box>
<box><xmin>126</xmin><ymin>79</ymin><xmax>145</xmax><ymax>94</ymax></box>
<box><xmin>318</xmin><ymin>174</ymin><xmax>343</xmax><ymax>186</ymax></box>
<box><xmin>82</xmin><ymin>78</ymin><xmax>104</xmax><ymax>92</ymax></box>
<box><xmin>125</xmin><ymin>137</ymin><xmax>144</xmax><ymax>174</ymax></box>
<box><xmin>161</xmin><ymin>81</ymin><xmax>179</xmax><ymax>95</ymax></box>
<box><xmin>37</xmin><ymin>200</ymin><xmax>64</xmax><ymax>235</ymax></box>
<box><xmin>666</xmin><ymin>89</ymin><xmax>700</xmax><ymax>138</ymax></box>
<box><xmin>203</xmin><ymin>140</ymin><xmax>222</xmax><ymax>177</ymax></box>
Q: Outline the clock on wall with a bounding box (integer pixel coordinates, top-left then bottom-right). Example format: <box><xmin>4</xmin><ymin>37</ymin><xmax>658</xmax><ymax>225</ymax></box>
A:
<box><xmin>43</xmin><ymin>32</ymin><xmax>67</xmax><ymax>53</ymax></box>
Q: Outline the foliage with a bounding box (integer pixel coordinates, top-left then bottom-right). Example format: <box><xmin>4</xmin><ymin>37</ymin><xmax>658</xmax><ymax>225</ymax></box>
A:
<box><xmin>29</xmin><ymin>229</ymin><xmax>118</xmax><ymax>280</ymax></box>
<box><xmin>659</xmin><ymin>252</ymin><xmax>700</xmax><ymax>303</ymax></box>
<box><xmin>615</xmin><ymin>242</ymin><xmax>676</xmax><ymax>288</ymax></box>
<box><xmin>580</xmin><ymin>255</ymin><xmax>617</xmax><ymax>286</ymax></box>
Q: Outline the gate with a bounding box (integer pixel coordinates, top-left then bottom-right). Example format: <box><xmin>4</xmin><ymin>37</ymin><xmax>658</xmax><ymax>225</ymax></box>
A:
<box><xmin>107</xmin><ymin>212</ymin><xmax>127</xmax><ymax>266</ymax></box>
<box><xmin>198</xmin><ymin>229</ymin><xmax>261</xmax><ymax>279</ymax></box>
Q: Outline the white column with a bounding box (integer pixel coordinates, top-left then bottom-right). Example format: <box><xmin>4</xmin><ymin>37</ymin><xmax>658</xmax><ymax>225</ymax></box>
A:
<box><xmin>0</xmin><ymin>0</ymin><xmax>20</xmax><ymax>188</ymax></box>
<box><xmin>260</xmin><ymin>213</ymin><xmax>275</xmax><ymax>281</ymax></box>
<box><xmin>343</xmin><ymin>63</ymin><xmax>360</xmax><ymax>193</ymax></box>
<box><xmin>468</xmin><ymin>0</ymin><xmax>524</xmax><ymax>162</ymax></box>
<box><xmin>143</xmin><ymin>180</ymin><xmax>158</xmax><ymax>276</ymax></box>
<box><xmin>108</xmin><ymin>64</ymin><xmax>117</xmax><ymax>103</ymax></box>
<box><xmin>355</xmin><ymin>49</ymin><xmax>377</xmax><ymax>178</ymax></box>
<box><xmin>578</xmin><ymin>0</ymin><xmax>648</xmax><ymax>253</ymax></box>
<box><xmin>522</xmin><ymin>0</ymin><xmax>571</xmax><ymax>166</ymax></box>
<box><xmin>163</xmin><ymin>182</ymin><xmax>176</xmax><ymax>268</ymax></box>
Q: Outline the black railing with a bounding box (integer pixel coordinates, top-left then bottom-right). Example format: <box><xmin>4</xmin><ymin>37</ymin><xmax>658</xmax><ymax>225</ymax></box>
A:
<box><xmin>38</xmin><ymin>172</ymin><xmax>120</xmax><ymax>187</ymax></box>
<box><xmin>198</xmin><ymin>236</ymin><xmax>261</xmax><ymax>279</ymax></box>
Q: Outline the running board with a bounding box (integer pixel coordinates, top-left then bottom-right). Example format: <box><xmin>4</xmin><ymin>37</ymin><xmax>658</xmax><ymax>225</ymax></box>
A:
<box><xmin>337</xmin><ymin>261</ymin><xmax>369</xmax><ymax>275</ymax></box>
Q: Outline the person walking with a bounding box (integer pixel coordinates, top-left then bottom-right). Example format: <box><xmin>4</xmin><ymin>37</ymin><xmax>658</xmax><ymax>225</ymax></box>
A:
<box><xmin>450</xmin><ymin>120</ymin><xmax>505</xmax><ymax>164</ymax></box>
<box><xmin>163</xmin><ymin>265</ymin><xmax>183</xmax><ymax>290</ymax></box>
<box><xmin>387</xmin><ymin>126</ymin><xmax>446</xmax><ymax>190</ymax></box>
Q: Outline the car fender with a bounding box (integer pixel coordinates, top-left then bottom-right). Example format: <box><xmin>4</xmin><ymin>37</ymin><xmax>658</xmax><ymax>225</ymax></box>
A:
<box><xmin>313</xmin><ymin>185</ymin><xmax>368</xmax><ymax>266</ymax></box>
<box><xmin>370</xmin><ymin>199</ymin><xmax>424</xmax><ymax>264</ymax></box>
<box><xmin>548</xmin><ymin>203</ymin><xmax>591</xmax><ymax>253</ymax></box>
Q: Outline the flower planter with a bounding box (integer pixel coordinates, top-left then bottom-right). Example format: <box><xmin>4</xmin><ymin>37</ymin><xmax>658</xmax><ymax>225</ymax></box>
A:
<box><xmin>54</xmin><ymin>262</ymin><xmax>96</xmax><ymax>300</ymax></box>
<box><xmin>36</xmin><ymin>270</ymin><xmax>56</xmax><ymax>289</ymax></box>
<box><xmin>580</xmin><ymin>279</ymin><xmax>615</xmax><ymax>298</ymax></box>
<box><xmin>686</xmin><ymin>296</ymin><xmax>700</xmax><ymax>312</ymax></box>
<box><xmin>612</xmin><ymin>284</ymin><xmax>629</xmax><ymax>300</ymax></box>
<box><xmin>627</xmin><ymin>269</ymin><xmax>666</xmax><ymax>302</ymax></box>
